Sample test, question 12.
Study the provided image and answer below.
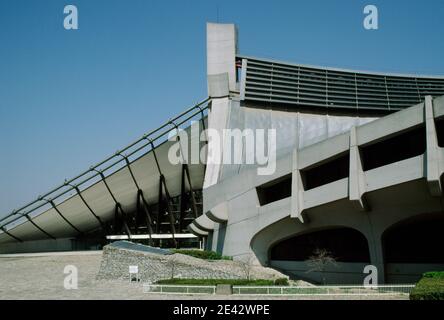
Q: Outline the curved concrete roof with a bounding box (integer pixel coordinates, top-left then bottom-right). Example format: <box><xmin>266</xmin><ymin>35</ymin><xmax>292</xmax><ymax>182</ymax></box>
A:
<box><xmin>0</xmin><ymin>100</ymin><xmax>210</xmax><ymax>244</ymax></box>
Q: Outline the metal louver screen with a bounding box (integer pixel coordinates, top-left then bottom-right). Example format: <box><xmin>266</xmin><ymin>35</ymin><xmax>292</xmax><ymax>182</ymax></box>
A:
<box><xmin>239</xmin><ymin>56</ymin><xmax>444</xmax><ymax>111</ymax></box>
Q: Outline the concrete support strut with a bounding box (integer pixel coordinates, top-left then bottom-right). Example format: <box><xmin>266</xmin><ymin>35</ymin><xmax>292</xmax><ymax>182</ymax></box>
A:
<box><xmin>136</xmin><ymin>189</ymin><xmax>154</xmax><ymax>243</ymax></box>
<box><xmin>349</xmin><ymin>126</ymin><xmax>369</xmax><ymax>210</ymax></box>
<box><xmin>114</xmin><ymin>203</ymin><xmax>132</xmax><ymax>239</ymax></box>
<box><xmin>290</xmin><ymin>148</ymin><xmax>306</xmax><ymax>223</ymax></box>
<box><xmin>70</xmin><ymin>184</ymin><xmax>106</xmax><ymax>231</ymax></box>
<box><xmin>159</xmin><ymin>174</ymin><xmax>178</xmax><ymax>247</ymax></box>
<box><xmin>0</xmin><ymin>227</ymin><xmax>22</xmax><ymax>242</ymax></box>
<box><xmin>92</xmin><ymin>169</ymin><xmax>131</xmax><ymax>239</ymax></box>
<box><xmin>24</xmin><ymin>214</ymin><xmax>56</xmax><ymax>240</ymax></box>
<box><xmin>46</xmin><ymin>199</ymin><xmax>83</xmax><ymax>235</ymax></box>
<box><xmin>425</xmin><ymin>95</ymin><xmax>443</xmax><ymax>196</ymax></box>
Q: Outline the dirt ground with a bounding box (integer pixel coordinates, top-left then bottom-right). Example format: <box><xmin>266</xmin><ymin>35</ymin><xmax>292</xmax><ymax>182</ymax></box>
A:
<box><xmin>0</xmin><ymin>251</ymin><xmax>408</xmax><ymax>300</ymax></box>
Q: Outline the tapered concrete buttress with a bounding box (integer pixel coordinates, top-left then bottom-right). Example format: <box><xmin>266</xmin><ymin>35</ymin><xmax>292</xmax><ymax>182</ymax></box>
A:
<box><xmin>425</xmin><ymin>95</ymin><xmax>443</xmax><ymax>196</ymax></box>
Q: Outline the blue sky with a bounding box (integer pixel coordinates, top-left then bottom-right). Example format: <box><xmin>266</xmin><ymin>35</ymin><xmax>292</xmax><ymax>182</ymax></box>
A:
<box><xmin>1</xmin><ymin>0</ymin><xmax>444</xmax><ymax>217</ymax></box>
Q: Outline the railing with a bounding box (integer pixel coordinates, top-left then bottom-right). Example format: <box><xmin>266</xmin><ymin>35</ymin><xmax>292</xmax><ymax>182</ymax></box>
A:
<box><xmin>142</xmin><ymin>284</ymin><xmax>414</xmax><ymax>296</ymax></box>
<box><xmin>143</xmin><ymin>284</ymin><xmax>216</xmax><ymax>295</ymax></box>
<box><xmin>232</xmin><ymin>284</ymin><xmax>415</xmax><ymax>296</ymax></box>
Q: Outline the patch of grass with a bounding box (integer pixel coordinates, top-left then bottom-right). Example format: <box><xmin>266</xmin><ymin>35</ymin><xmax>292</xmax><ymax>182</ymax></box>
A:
<box><xmin>410</xmin><ymin>271</ymin><xmax>444</xmax><ymax>300</ymax></box>
<box><xmin>155</xmin><ymin>278</ymin><xmax>275</xmax><ymax>286</ymax></box>
<box><xmin>172</xmin><ymin>249</ymin><xmax>232</xmax><ymax>260</ymax></box>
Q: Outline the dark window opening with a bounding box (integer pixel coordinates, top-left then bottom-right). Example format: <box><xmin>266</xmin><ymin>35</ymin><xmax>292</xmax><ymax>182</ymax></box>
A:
<box><xmin>270</xmin><ymin>228</ymin><xmax>370</xmax><ymax>263</ymax></box>
<box><xmin>361</xmin><ymin>126</ymin><xmax>426</xmax><ymax>171</ymax></box>
<box><xmin>435</xmin><ymin>117</ymin><xmax>444</xmax><ymax>148</ymax></box>
<box><xmin>301</xmin><ymin>153</ymin><xmax>349</xmax><ymax>190</ymax></box>
<box><xmin>383</xmin><ymin>215</ymin><xmax>444</xmax><ymax>264</ymax></box>
<box><xmin>256</xmin><ymin>174</ymin><xmax>292</xmax><ymax>206</ymax></box>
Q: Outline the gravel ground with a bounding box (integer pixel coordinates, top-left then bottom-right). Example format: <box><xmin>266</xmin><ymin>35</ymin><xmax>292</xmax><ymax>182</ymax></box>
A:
<box><xmin>0</xmin><ymin>251</ymin><xmax>408</xmax><ymax>300</ymax></box>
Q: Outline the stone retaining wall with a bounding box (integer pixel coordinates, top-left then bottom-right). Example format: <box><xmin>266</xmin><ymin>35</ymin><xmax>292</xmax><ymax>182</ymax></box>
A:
<box><xmin>96</xmin><ymin>245</ymin><xmax>287</xmax><ymax>283</ymax></box>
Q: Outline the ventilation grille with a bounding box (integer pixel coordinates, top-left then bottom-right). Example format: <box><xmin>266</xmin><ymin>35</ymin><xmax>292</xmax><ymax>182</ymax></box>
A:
<box><xmin>239</xmin><ymin>56</ymin><xmax>444</xmax><ymax>111</ymax></box>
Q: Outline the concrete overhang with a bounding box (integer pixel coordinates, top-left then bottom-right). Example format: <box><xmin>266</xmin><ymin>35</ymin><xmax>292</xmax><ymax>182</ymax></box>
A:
<box><xmin>206</xmin><ymin>201</ymin><xmax>229</xmax><ymax>223</ymax></box>
<box><xmin>187</xmin><ymin>223</ymin><xmax>209</xmax><ymax>237</ymax></box>
<box><xmin>193</xmin><ymin>214</ymin><xmax>215</xmax><ymax>232</ymax></box>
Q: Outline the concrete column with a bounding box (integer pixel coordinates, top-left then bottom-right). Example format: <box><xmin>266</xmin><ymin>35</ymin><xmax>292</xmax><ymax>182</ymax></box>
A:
<box><xmin>425</xmin><ymin>95</ymin><xmax>442</xmax><ymax>196</ymax></box>
<box><xmin>205</xmin><ymin>231</ymin><xmax>213</xmax><ymax>251</ymax></box>
<box><xmin>202</xmin><ymin>97</ymin><xmax>231</xmax><ymax>189</ymax></box>
<box><xmin>349</xmin><ymin>126</ymin><xmax>368</xmax><ymax>210</ymax></box>
<box><xmin>290</xmin><ymin>148</ymin><xmax>306</xmax><ymax>222</ymax></box>
<box><xmin>367</xmin><ymin>231</ymin><xmax>386</xmax><ymax>284</ymax></box>
<box><xmin>207</xmin><ymin>23</ymin><xmax>237</xmax><ymax>94</ymax></box>
<box><xmin>239</xmin><ymin>58</ymin><xmax>248</xmax><ymax>100</ymax></box>
<box><xmin>211</xmin><ymin>223</ymin><xmax>220</xmax><ymax>253</ymax></box>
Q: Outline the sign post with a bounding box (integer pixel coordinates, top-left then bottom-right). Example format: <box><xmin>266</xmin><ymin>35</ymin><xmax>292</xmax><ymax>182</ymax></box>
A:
<box><xmin>129</xmin><ymin>265</ymin><xmax>139</xmax><ymax>282</ymax></box>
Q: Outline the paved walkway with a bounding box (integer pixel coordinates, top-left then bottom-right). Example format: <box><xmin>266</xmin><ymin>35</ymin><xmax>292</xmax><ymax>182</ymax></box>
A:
<box><xmin>0</xmin><ymin>252</ymin><xmax>408</xmax><ymax>300</ymax></box>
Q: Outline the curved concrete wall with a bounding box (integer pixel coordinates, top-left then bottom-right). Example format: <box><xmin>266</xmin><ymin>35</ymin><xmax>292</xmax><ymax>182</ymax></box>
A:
<box><xmin>202</xmin><ymin>95</ymin><xmax>444</xmax><ymax>284</ymax></box>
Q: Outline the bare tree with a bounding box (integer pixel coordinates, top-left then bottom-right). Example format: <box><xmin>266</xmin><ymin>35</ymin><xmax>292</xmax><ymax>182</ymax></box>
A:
<box><xmin>166</xmin><ymin>255</ymin><xmax>179</xmax><ymax>279</ymax></box>
<box><xmin>306</xmin><ymin>248</ymin><xmax>338</xmax><ymax>285</ymax></box>
<box><xmin>238</xmin><ymin>254</ymin><xmax>255</xmax><ymax>280</ymax></box>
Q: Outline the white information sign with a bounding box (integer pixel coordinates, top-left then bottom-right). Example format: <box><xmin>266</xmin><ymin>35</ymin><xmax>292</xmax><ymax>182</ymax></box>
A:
<box><xmin>129</xmin><ymin>265</ymin><xmax>139</xmax><ymax>274</ymax></box>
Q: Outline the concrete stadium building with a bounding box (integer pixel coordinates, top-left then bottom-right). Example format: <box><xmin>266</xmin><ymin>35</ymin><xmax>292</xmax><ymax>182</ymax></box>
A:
<box><xmin>1</xmin><ymin>23</ymin><xmax>444</xmax><ymax>284</ymax></box>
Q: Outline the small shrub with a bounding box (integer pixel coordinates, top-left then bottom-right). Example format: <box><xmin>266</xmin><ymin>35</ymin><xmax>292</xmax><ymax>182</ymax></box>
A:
<box><xmin>274</xmin><ymin>278</ymin><xmax>289</xmax><ymax>286</ymax></box>
<box><xmin>423</xmin><ymin>271</ymin><xmax>444</xmax><ymax>279</ymax></box>
<box><xmin>410</xmin><ymin>271</ymin><xmax>444</xmax><ymax>300</ymax></box>
<box><xmin>172</xmin><ymin>249</ymin><xmax>232</xmax><ymax>260</ymax></box>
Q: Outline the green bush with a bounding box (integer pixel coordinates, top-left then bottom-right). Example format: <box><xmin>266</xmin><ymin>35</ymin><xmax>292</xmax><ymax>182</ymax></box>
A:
<box><xmin>172</xmin><ymin>249</ymin><xmax>232</xmax><ymax>260</ymax></box>
<box><xmin>423</xmin><ymin>271</ymin><xmax>444</xmax><ymax>279</ymax></box>
<box><xmin>274</xmin><ymin>278</ymin><xmax>289</xmax><ymax>286</ymax></box>
<box><xmin>155</xmin><ymin>278</ymin><xmax>275</xmax><ymax>286</ymax></box>
<box><xmin>410</xmin><ymin>271</ymin><xmax>444</xmax><ymax>300</ymax></box>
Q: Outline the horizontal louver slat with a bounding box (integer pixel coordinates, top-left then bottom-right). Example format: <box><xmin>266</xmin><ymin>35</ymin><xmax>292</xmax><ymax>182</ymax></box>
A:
<box><xmin>240</xmin><ymin>56</ymin><xmax>444</xmax><ymax>111</ymax></box>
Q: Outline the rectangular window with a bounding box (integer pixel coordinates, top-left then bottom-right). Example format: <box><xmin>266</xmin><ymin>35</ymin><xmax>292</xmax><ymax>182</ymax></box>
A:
<box><xmin>256</xmin><ymin>174</ymin><xmax>292</xmax><ymax>206</ymax></box>
<box><xmin>435</xmin><ymin>117</ymin><xmax>444</xmax><ymax>148</ymax></box>
<box><xmin>361</xmin><ymin>126</ymin><xmax>426</xmax><ymax>171</ymax></box>
<box><xmin>301</xmin><ymin>153</ymin><xmax>350</xmax><ymax>190</ymax></box>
